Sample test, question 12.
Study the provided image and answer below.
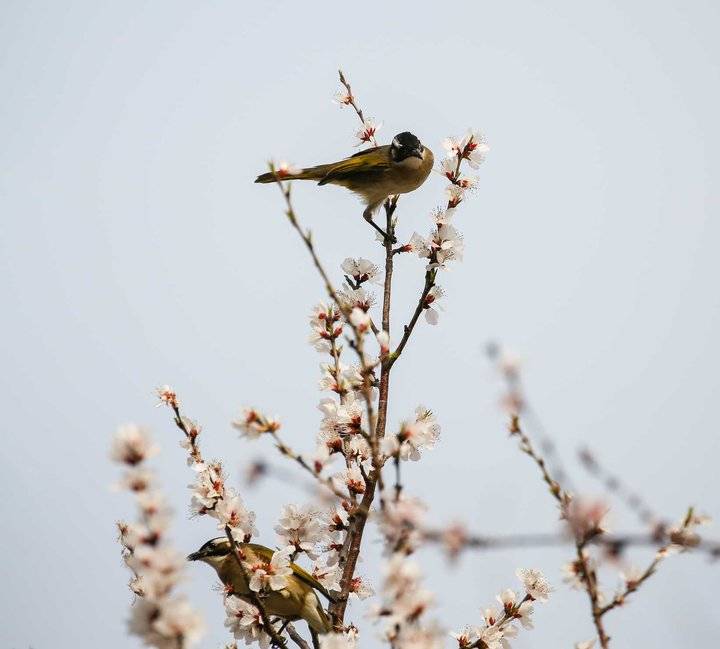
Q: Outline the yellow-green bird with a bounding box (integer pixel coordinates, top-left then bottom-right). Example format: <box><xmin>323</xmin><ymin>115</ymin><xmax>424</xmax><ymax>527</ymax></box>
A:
<box><xmin>255</xmin><ymin>131</ymin><xmax>434</xmax><ymax>221</ymax></box>
<box><xmin>188</xmin><ymin>538</ymin><xmax>333</xmax><ymax>635</ymax></box>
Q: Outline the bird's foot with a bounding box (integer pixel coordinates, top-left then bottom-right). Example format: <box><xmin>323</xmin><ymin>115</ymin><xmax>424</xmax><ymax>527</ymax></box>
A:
<box><xmin>363</xmin><ymin>213</ymin><xmax>397</xmax><ymax>244</ymax></box>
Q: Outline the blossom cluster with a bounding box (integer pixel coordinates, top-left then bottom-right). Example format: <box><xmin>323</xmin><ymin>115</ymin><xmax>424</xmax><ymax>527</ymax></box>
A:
<box><xmin>451</xmin><ymin>569</ymin><xmax>552</xmax><ymax>649</ymax></box>
<box><xmin>155</xmin><ymin>389</ymin><xmax>260</xmax><ymax>546</ymax></box>
<box><xmin>371</xmin><ymin>553</ymin><xmax>444</xmax><ymax>649</ymax></box>
<box><xmin>404</xmin><ymin>128</ymin><xmax>489</xmax><ymax>324</ymax></box>
<box><xmin>112</xmin><ymin>424</ymin><xmax>204</xmax><ymax>649</ymax></box>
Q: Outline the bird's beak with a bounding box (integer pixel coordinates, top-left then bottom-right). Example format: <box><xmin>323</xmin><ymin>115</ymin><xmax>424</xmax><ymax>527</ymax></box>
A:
<box><xmin>410</xmin><ymin>148</ymin><xmax>424</xmax><ymax>159</ymax></box>
<box><xmin>187</xmin><ymin>551</ymin><xmax>202</xmax><ymax>562</ymax></box>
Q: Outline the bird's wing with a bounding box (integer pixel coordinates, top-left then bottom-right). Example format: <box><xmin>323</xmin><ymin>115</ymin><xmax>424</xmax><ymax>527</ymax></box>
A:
<box><xmin>245</xmin><ymin>543</ymin><xmax>335</xmax><ymax>601</ymax></box>
<box><xmin>290</xmin><ymin>561</ymin><xmax>336</xmax><ymax>602</ymax></box>
<box><xmin>318</xmin><ymin>146</ymin><xmax>392</xmax><ymax>185</ymax></box>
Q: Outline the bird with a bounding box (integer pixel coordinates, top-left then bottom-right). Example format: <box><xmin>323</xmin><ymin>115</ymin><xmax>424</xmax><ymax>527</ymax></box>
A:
<box><xmin>187</xmin><ymin>537</ymin><xmax>333</xmax><ymax>636</ymax></box>
<box><xmin>255</xmin><ymin>131</ymin><xmax>434</xmax><ymax>223</ymax></box>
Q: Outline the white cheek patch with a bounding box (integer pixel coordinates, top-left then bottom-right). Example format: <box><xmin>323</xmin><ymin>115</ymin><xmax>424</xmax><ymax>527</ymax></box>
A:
<box><xmin>392</xmin><ymin>137</ymin><xmax>401</xmax><ymax>149</ymax></box>
<box><xmin>397</xmin><ymin>156</ymin><xmax>423</xmax><ymax>170</ymax></box>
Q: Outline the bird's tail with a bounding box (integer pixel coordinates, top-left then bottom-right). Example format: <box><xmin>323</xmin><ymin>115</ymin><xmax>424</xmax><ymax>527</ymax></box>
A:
<box><xmin>254</xmin><ymin>164</ymin><xmax>333</xmax><ymax>184</ymax></box>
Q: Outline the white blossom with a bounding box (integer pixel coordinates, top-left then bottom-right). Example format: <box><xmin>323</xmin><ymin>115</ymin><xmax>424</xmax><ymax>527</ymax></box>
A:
<box><xmin>377</xmin><ymin>330</ymin><xmax>390</xmax><ymax>355</ymax></box>
<box><xmin>338</xmin><ymin>286</ymin><xmax>376</xmax><ymax>312</ymax></box>
<box><xmin>348</xmin><ymin>575</ymin><xmax>374</xmax><ymax>600</ymax></box>
<box><xmin>333</xmin><ymin>466</ymin><xmax>366</xmax><ymax>495</ymax></box>
<box><xmin>248</xmin><ymin>547</ymin><xmax>293</xmax><ymax>592</ymax></box>
<box><xmin>575</xmin><ymin>641</ymin><xmax>596</xmax><ymax>649</ymax></box>
<box><xmin>274</xmin><ymin>503</ymin><xmax>325</xmax><ymax>556</ymax></box>
<box><xmin>224</xmin><ymin>595</ymin><xmax>270</xmax><ymax>649</ymax></box>
<box><xmin>312</xmin><ymin>559</ymin><xmax>343</xmax><ymax>591</ymax></box>
<box><xmin>516</xmin><ymin>568</ymin><xmax>553</xmax><ymax>602</ymax></box>
<box><xmin>384</xmin><ymin>407</ymin><xmax>440</xmax><ymax>461</ymax></box>
<box><xmin>215</xmin><ymin>491</ymin><xmax>258</xmax><ymax>541</ymax></box>
<box><xmin>350</xmin><ymin>307</ymin><xmax>372</xmax><ymax>333</ymax></box>
<box><xmin>423</xmin><ymin>286</ymin><xmax>444</xmax><ymax>325</ymax></box>
<box><xmin>319</xmin><ymin>633</ymin><xmax>357</xmax><ymax>649</ymax></box>
<box><xmin>355</xmin><ymin>118</ymin><xmax>382</xmax><ymax>145</ymax></box>
<box><xmin>442</xmin><ymin>129</ymin><xmax>490</xmax><ymax>169</ymax></box>
<box><xmin>341</xmin><ymin>257</ymin><xmax>381</xmax><ymax>285</ymax></box>
<box><xmin>188</xmin><ymin>461</ymin><xmax>225</xmax><ymax>515</ymax></box>
<box><xmin>231</xmin><ymin>408</ymin><xmax>280</xmax><ymax>439</ymax></box>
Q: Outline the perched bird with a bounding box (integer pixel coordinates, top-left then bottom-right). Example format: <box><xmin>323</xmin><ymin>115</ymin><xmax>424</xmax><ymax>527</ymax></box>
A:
<box><xmin>255</xmin><ymin>131</ymin><xmax>434</xmax><ymax>221</ymax></box>
<box><xmin>188</xmin><ymin>537</ymin><xmax>332</xmax><ymax>636</ymax></box>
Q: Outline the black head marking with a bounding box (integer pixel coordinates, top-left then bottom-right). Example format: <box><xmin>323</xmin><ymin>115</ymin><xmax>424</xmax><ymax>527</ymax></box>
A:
<box><xmin>189</xmin><ymin>537</ymin><xmax>230</xmax><ymax>561</ymax></box>
<box><xmin>390</xmin><ymin>131</ymin><xmax>424</xmax><ymax>161</ymax></box>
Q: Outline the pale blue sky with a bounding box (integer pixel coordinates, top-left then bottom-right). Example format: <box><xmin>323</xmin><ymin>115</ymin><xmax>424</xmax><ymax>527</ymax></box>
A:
<box><xmin>1</xmin><ymin>1</ymin><xmax>719</xmax><ymax>647</ymax></box>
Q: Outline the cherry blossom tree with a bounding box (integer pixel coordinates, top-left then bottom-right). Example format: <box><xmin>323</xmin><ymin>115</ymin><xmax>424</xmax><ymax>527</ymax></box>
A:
<box><xmin>112</xmin><ymin>71</ymin><xmax>713</xmax><ymax>649</ymax></box>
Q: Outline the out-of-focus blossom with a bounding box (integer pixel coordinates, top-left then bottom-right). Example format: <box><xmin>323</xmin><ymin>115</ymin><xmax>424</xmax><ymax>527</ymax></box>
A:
<box><xmin>333</xmin><ymin>466</ymin><xmax>366</xmax><ymax>495</ymax></box>
<box><xmin>231</xmin><ymin>408</ymin><xmax>281</xmax><ymax>439</ymax></box>
<box><xmin>111</xmin><ymin>424</ymin><xmax>159</xmax><ymax>466</ymax></box>
<box><xmin>562</xmin><ymin>550</ymin><xmax>592</xmax><ymax>590</ymax></box>
<box><xmin>379</xmin><ymin>496</ymin><xmax>427</xmax><ymax>553</ymax></box>
<box><xmin>113</xmin><ymin>426</ymin><xmax>203</xmax><ymax>649</ymax></box>
<box><xmin>562</xmin><ymin>497</ymin><xmax>609</xmax><ymax>541</ymax></box>
<box><xmin>155</xmin><ymin>385</ymin><xmax>178</xmax><ymax>409</ymax></box>
<box><xmin>273</xmin><ymin>161</ymin><xmax>301</xmax><ymax>179</ymax></box>
<box><xmin>442</xmin><ymin>523</ymin><xmax>468</xmax><ymax>561</ymax></box>
<box><xmin>153</xmin><ymin>597</ymin><xmax>205</xmax><ymax>645</ymax></box>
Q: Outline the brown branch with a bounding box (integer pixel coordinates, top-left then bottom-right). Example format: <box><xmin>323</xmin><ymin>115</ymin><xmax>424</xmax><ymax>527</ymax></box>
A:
<box><xmin>286</xmin><ymin>624</ymin><xmax>312</xmax><ymax>649</ymax></box>
<box><xmin>330</xmin><ymin>200</ymin><xmax>397</xmax><ymax>625</ymax></box>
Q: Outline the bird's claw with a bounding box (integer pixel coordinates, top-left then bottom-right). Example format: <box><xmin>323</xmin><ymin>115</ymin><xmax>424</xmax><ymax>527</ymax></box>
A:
<box><xmin>363</xmin><ymin>214</ymin><xmax>397</xmax><ymax>244</ymax></box>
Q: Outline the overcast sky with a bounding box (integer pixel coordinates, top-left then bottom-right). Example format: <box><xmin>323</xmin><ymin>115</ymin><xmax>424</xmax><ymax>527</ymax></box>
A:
<box><xmin>1</xmin><ymin>1</ymin><xmax>719</xmax><ymax>647</ymax></box>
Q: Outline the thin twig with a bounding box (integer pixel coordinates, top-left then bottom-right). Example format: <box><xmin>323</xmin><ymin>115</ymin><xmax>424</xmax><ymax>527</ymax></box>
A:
<box><xmin>271</xmin><ymin>175</ymin><xmax>378</xmax><ymax>443</ymax></box>
<box><xmin>268</xmin><ymin>429</ymin><xmax>351</xmax><ymax>501</ymax></box>
<box><xmin>338</xmin><ymin>69</ymin><xmax>377</xmax><ymax>145</ymax></box>
<box><xmin>389</xmin><ymin>270</ymin><xmax>435</xmax><ymax>366</ymax></box>
<box><xmin>509</xmin><ymin>414</ymin><xmax>611</xmax><ymax>648</ymax></box>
